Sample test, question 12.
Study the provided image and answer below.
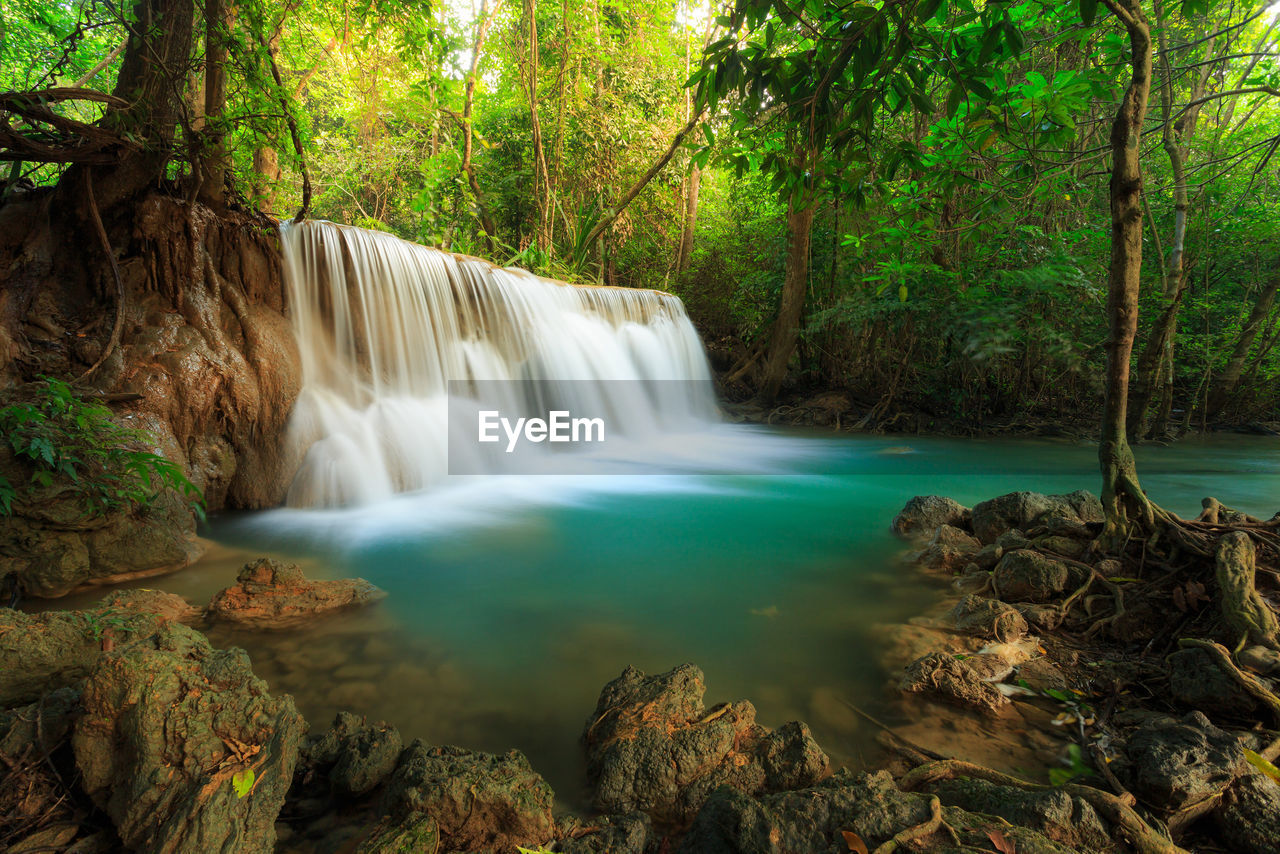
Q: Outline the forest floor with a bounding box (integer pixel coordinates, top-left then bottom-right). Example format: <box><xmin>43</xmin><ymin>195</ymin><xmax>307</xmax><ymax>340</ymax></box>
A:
<box><xmin>872</xmin><ymin>490</ymin><xmax>1280</xmax><ymax>854</ymax></box>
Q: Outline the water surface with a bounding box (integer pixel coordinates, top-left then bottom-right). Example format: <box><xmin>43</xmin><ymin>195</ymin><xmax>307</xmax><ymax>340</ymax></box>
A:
<box><xmin>63</xmin><ymin>429</ymin><xmax>1280</xmax><ymax>806</ymax></box>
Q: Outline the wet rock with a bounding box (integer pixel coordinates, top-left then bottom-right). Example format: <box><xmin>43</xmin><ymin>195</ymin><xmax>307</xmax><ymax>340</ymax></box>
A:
<box><xmin>0</xmin><ymin>604</ymin><xmax>170</xmax><ymax>706</ymax></box>
<box><xmin>0</xmin><ymin>451</ymin><xmax>205</xmax><ymax>599</ymax></box>
<box><xmin>584</xmin><ymin>664</ymin><xmax>830</xmax><ymax>826</ymax></box>
<box><xmin>71</xmin><ymin>622</ymin><xmax>304</xmax><ymax>854</ymax></box>
<box><xmin>950</xmin><ymin>594</ymin><xmax>1029</xmax><ymax>641</ymax></box>
<box><xmin>899</xmin><ymin>652</ymin><xmax>1010</xmax><ymax>716</ymax></box>
<box><xmin>915</xmin><ymin>525</ymin><xmax>983</xmax><ymax>573</ymax></box>
<box><xmin>892</xmin><ymin>496</ymin><xmax>971</xmax><ymax>541</ymax></box>
<box><xmin>1124</xmin><ymin>711</ymin><xmax>1247</xmax><ymax>809</ymax></box>
<box><xmin>98</xmin><ymin>587</ymin><xmax>198</xmax><ymax>623</ymax></box>
<box><xmin>310</xmin><ymin>711</ymin><xmax>403</xmax><ymax>797</ymax></box>
<box><xmin>1168</xmin><ymin>647</ymin><xmax>1260</xmax><ymax>719</ymax></box>
<box><xmin>206</xmin><ymin>558</ymin><xmax>386</xmax><ymax>629</ymax></box>
<box><xmin>381</xmin><ymin>742</ymin><xmax>555</xmax><ymax>852</ymax></box>
<box><xmin>994</xmin><ymin>550</ymin><xmax>1083</xmax><ymax>603</ymax></box>
<box><xmin>971</xmin><ymin>491</ymin><xmax>1104</xmax><ymax>544</ymax></box>
<box><xmin>9</xmin><ymin>826</ymin><xmax>79</xmax><ymax>854</ymax></box>
<box><xmin>555</xmin><ymin>812</ymin><xmax>652</xmax><ymax>854</ymax></box>
<box><xmin>1216</xmin><ymin>773</ymin><xmax>1280</xmax><ymax>854</ymax></box>
<box><xmin>677</xmin><ymin>770</ymin><xmax>1076</xmax><ymax>854</ymax></box>
<box><xmin>929</xmin><ymin>777</ymin><xmax>1110</xmax><ymax>850</ymax></box>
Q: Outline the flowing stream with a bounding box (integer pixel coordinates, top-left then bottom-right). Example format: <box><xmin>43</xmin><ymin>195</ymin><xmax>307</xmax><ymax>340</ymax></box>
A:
<box><xmin>46</xmin><ymin>224</ymin><xmax>1280</xmax><ymax>808</ymax></box>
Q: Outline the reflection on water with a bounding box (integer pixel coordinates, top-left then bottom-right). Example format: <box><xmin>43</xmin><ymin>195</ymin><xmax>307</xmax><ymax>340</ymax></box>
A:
<box><xmin>38</xmin><ymin>429</ymin><xmax>1280</xmax><ymax>807</ymax></box>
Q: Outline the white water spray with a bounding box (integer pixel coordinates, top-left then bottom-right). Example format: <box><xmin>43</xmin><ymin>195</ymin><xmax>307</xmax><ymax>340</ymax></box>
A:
<box><xmin>280</xmin><ymin>221</ymin><xmax>717</xmax><ymax>507</ymax></box>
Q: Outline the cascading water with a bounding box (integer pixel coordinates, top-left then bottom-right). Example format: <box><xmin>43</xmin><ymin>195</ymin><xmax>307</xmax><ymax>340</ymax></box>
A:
<box><xmin>280</xmin><ymin>221</ymin><xmax>718</xmax><ymax>507</ymax></box>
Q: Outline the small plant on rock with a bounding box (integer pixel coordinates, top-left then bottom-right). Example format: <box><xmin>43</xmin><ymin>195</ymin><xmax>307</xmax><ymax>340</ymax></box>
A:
<box><xmin>0</xmin><ymin>377</ymin><xmax>203</xmax><ymax>520</ymax></box>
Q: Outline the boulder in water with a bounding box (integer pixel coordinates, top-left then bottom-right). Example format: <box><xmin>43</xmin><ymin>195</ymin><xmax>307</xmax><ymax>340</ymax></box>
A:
<box><xmin>892</xmin><ymin>495</ymin><xmax>971</xmax><ymax>541</ymax></box>
<box><xmin>309</xmin><ymin>711</ymin><xmax>403</xmax><ymax>798</ymax></box>
<box><xmin>71</xmin><ymin>622</ymin><xmax>304</xmax><ymax>854</ymax></box>
<box><xmin>206</xmin><ymin>558</ymin><xmax>386</xmax><ymax>628</ymax></box>
<box><xmin>970</xmin><ymin>490</ymin><xmax>1103</xmax><ymax>544</ymax></box>
<box><xmin>994</xmin><ymin>549</ymin><xmax>1084</xmax><ymax>603</ymax></box>
<box><xmin>378</xmin><ymin>741</ymin><xmax>555</xmax><ymax>853</ymax></box>
<box><xmin>583</xmin><ymin>663</ymin><xmax>830</xmax><ymax>826</ymax></box>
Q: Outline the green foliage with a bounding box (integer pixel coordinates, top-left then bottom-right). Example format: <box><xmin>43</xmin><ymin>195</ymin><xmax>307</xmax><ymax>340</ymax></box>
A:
<box><xmin>1048</xmin><ymin>743</ymin><xmax>1095</xmax><ymax>786</ymax></box>
<box><xmin>232</xmin><ymin>768</ymin><xmax>256</xmax><ymax>798</ymax></box>
<box><xmin>0</xmin><ymin>378</ymin><xmax>204</xmax><ymax>521</ymax></box>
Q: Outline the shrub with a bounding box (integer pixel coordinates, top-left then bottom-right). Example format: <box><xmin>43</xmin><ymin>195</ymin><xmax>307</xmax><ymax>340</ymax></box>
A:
<box><xmin>0</xmin><ymin>377</ymin><xmax>203</xmax><ymax>520</ymax></box>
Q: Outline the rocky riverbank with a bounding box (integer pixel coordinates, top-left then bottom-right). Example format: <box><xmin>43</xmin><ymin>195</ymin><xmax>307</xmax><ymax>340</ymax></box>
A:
<box><xmin>3</xmin><ymin>493</ymin><xmax>1280</xmax><ymax>853</ymax></box>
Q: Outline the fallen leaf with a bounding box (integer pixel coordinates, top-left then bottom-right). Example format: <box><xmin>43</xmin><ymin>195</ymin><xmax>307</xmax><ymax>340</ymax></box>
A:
<box><xmin>840</xmin><ymin>829</ymin><xmax>869</xmax><ymax>854</ymax></box>
<box><xmin>986</xmin><ymin>826</ymin><xmax>1017</xmax><ymax>853</ymax></box>
<box><xmin>232</xmin><ymin>767</ymin><xmax>255</xmax><ymax>798</ymax></box>
<box><xmin>1245</xmin><ymin>749</ymin><xmax>1280</xmax><ymax>785</ymax></box>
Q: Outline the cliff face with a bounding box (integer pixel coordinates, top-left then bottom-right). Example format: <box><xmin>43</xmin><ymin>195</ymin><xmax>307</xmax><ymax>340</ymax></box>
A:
<box><xmin>0</xmin><ymin>189</ymin><xmax>303</xmax><ymax>596</ymax></box>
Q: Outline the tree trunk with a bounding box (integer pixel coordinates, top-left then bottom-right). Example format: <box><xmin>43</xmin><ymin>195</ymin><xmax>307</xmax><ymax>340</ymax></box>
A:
<box><xmin>1128</xmin><ymin>14</ymin><xmax>1214</xmax><ymax>441</ymax></box>
<box><xmin>1206</xmin><ymin>273</ymin><xmax>1280</xmax><ymax>418</ymax></box>
<box><xmin>462</xmin><ymin>0</ymin><xmax>499</xmax><ymax>250</ymax></box>
<box><xmin>251</xmin><ymin>146</ymin><xmax>281</xmax><ymax>211</ymax></box>
<box><xmin>756</xmin><ymin>200</ymin><xmax>815</xmax><ymax>403</ymax></box>
<box><xmin>196</xmin><ymin>0</ymin><xmax>232</xmax><ymax>208</ymax></box>
<box><xmin>675</xmin><ymin>164</ymin><xmax>700</xmax><ymax>274</ymax></box>
<box><xmin>1098</xmin><ymin>0</ymin><xmax>1156</xmax><ymax>547</ymax></box>
<box><xmin>88</xmin><ymin>0</ymin><xmax>196</xmax><ymax>210</ymax></box>
<box><xmin>523</xmin><ymin>0</ymin><xmax>553</xmax><ymax>252</ymax></box>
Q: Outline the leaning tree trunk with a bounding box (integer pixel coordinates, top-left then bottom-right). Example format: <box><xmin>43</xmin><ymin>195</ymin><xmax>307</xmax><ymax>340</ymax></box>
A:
<box><xmin>1206</xmin><ymin>272</ymin><xmax>1280</xmax><ymax>418</ymax></box>
<box><xmin>1098</xmin><ymin>0</ymin><xmax>1159</xmax><ymax>547</ymax></box>
<box><xmin>756</xmin><ymin>199</ymin><xmax>815</xmax><ymax>403</ymax></box>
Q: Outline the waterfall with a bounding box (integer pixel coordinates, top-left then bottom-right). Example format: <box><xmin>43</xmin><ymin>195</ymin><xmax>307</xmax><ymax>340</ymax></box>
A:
<box><xmin>280</xmin><ymin>221</ymin><xmax>717</xmax><ymax>507</ymax></box>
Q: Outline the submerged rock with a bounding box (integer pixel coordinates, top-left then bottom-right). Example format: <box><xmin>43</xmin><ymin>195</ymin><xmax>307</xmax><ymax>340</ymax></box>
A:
<box><xmin>677</xmin><ymin>770</ymin><xmax>1077</xmax><ymax>854</ymax></box>
<box><xmin>583</xmin><ymin>663</ymin><xmax>830</xmax><ymax>826</ymax></box>
<box><xmin>970</xmin><ymin>491</ymin><xmax>1103</xmax><ymax>544</ymax></box>
<box><xmin>206</xmin><ymin>558</ymin><xmax>386</xmax><ymax>628</ymax></box>
<box><xmin>892</xmin><ymin>495</ymin><xmax>971</xmax><ymax>541</ymax></box>
<box><xmin>309</xmin><ymin>711</ymin><xmax>403</xmax><ymax>798</ymax></box>
<box><xmin>71</xmin><ymin>622</ymin><xmax>304</xmax><ymax>854</ymax></box>
<box><xmin>994</xmin><ymin>550</ymin><xmax>1083</xmax><ymax>603</ymax></box>
<box><xmin>899</xmin><ymin>652</ymin><xmax>1010</xmax><ymax>716</ymax></box>
<box><xmin>1123</xmin><ymin>711</ymin><xmax>1247</xmax><ymax>809</ymax></box>
<box><xmin>379</xmin><ymin>742</ymin><xmax>555</xmax><ymax>853</ymax></box>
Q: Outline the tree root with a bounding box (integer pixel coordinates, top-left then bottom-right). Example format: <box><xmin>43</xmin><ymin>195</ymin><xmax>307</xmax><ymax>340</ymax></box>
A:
<box><xmin>1177</xmin><ymin>638</ymin><xmax>1280</xmax><ymax>726</ymax></box>
<box><xmin>1214</xmin><ymin>531</ymin><xmax>1280</xmax><ymax>649</ymax></box>
<box><xmin>75</xmin><ymin>170</ymin><xmax>124</xmax><ymax>383</ymax></box>
<box><xmin>898</xmin><ymin>759</ymin><xmax>1188</xmax><ymax>854</ymax></box>
<box><xmin>872</xmin><ymin>795</ymin><xmax>956</xmax><ymax>854</ymax></box>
